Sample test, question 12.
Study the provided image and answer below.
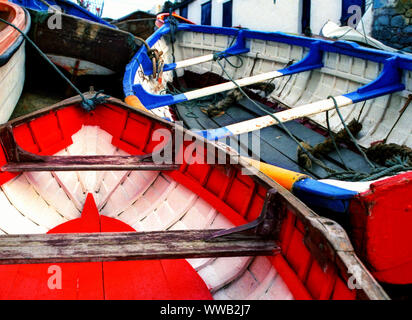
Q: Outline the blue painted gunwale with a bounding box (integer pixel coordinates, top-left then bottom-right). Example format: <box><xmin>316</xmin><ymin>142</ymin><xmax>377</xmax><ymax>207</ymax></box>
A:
<box><xmin>124</xmin><ymin>22</ymin><xmax>412</xmax><ymax>103</ymax></box>
<box><xmin>10</xmin><ymin>0</ymin><xmax>114</xmax><ymax>28</ymax></box>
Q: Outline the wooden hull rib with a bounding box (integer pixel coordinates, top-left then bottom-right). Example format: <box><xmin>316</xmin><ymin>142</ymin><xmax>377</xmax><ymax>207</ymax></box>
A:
<box><xmin>0</xmin><ymin>95</ymin><xmax>388</xmax><ymax>300</ymax></box>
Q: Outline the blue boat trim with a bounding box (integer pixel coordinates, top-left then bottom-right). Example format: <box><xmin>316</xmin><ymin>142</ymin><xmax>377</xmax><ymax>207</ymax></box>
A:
<box><xmin>162</xmin><ymin>62</ymin><xmax>177</xmax><ymax>73</ymax></box>
<box><xmin>159</xmin><ymin>29</ymin><xmax>250</xmax><ymax>76</ymax></box>
<box><xmin>344</xmin><ymin>56</ymin><xmax>405</xmax><ymax>103</ymax></box>
<box><xmin>292</xmin><ymin>178</ymin><xmax>358</xmax><ymax>213</ymax></box>
<box><xmin>279</xmin><ymin>40</ymin><xmax>324</xmax><ymax>75</ymax></box>
<box><xmin>132</xmin><ymin>84</ymin><xmax>188</xmax><ymax>109</ymax></box>
<box><xmin>195</xmin><ymin>127</ymin><xmax>232</xmax><ymax>140</ymax></box>
<box><xmin>10</xmin><ymin>0</ymin><xmax>114</xmax><ymax>28</ymax></box>
<box><xmin>214</xmin><ymin>29</ymin><xmax>250</xmax><ymax>59</ymax></box>
<box><xmin>193</xmin><ymin>127</ymin><xmax>232</xmax><ymax>141</ymax></box>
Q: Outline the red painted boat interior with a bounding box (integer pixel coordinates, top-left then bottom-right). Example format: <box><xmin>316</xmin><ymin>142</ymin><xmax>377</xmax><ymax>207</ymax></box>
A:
<box><xmin>350</xmin><ymin>171</ymin><xmax>412</xmax><ymax>285</ymax></box>
<box><xmin>0</xmin><ymin>103</ymin><xmax>359</xmax><ymax>299</ymax></box>
<box><xmin>0</xmin><ymin>193</ymin><xmax>213</xmax><ymax>300</ymax></box>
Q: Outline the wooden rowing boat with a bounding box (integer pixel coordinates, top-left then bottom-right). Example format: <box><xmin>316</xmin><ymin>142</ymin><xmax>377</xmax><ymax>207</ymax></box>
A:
<box><xmin>111</xmin><ymin>10</ymin><xmax>156</xmax><ymax>40</ymax></box>
<box><xmin>0</xmin><ymin>94</ymin><xmax>388</xmax><ymax>300</ymax></box>
<box><xmin>12</xmin><ymin>0</ymin><xmax>140</xmax><ymax>77</ymax></box>
<box><xmin>123</xmin><ymin>17</ymin><xmax>412</xmax><ymax>287</ymax></box>
<box><xmin>0</xmin><ymin>0</ymin><xmax>29</xmax><ymax>123</ymax></box>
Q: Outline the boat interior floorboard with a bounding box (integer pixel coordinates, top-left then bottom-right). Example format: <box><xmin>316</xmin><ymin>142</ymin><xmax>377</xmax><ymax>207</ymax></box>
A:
<box><xmin>237</xmin><ymin>98</ymin><xmax>376</xmax><ymax>174</ymax></box>
<box><xmin>175</xmin><ymin>97</ymin><xmax>376</xmax><ymax>179</ymax></box>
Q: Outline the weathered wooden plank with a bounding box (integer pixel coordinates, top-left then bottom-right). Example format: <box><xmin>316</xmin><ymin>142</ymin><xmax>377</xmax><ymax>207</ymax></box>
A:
<box><xmin>0</xmin><ymin>124</ymin><xmax>179</xmax><ymax>172</ymax></box>
<box><xmin>0</xmin><ymin>229</ymin><xmax>280</xmax><ymax>265</ymax></box>
<box><xmin>28</xmin><ymin>9</ymin><xmax>139</xmax><ymax>74</ymax></box>
<box><xmin>2</xmin><ymin>160</ymin><xmax>180</xmax><ymax>172</ymax></box>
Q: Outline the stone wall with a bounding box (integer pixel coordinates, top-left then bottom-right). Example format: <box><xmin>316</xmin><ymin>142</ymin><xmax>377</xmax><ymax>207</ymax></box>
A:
<box><xmin>372</xmin><ymin>0</ymin><xmax>412</xmax><ymax>52</ymax></box>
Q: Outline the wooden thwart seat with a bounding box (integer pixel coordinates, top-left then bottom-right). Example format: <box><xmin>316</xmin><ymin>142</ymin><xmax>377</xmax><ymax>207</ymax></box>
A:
<box><xmin>0</xmin><ymin>125</ymin><xmax>179</xmax><ymax>172</ymax></box>
<box><xmin>0</xmin><ymin>189</ymin><xmax>282</xmax><ymax>265</ymax></box>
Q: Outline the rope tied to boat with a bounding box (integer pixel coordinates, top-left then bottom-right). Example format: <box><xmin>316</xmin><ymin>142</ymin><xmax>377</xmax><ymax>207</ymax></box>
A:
<box><xmin>167</xmin><ymin>11</ymin><xmax>179</xmax><ymax>81</ymax></box>
<box><xmin>210</xmin><ymin>59</ymin><xmax>411</xmax><ymax>181</ymax></box>
<box><xmin>320</xmin><ymin>96</ymin><xmax>412</xmax><ymax>181</ymax></box>
<box><xmin>212</xmin><ymin>57</ymin><xmax>335</xmax><ymax>174</ymax></box>
<box><xmin>213</xmin><ymin>50</ymin><xmax>244</xmax><ymax>69</ymax></box>
<box><xmin>366</xmin><ymin>142</ymin><xmax>412</xmax><ymax>167</ymax></box>
<box><xmin>201</xmin><ymin>89</ymin><xmax>243</xmax><ymax>117</ymax></box>
<box><xmin>0</xmin><ymin>17</ymin><xmax>109</xmax><ymax>112</ymax></box>
<box><xmin>80</xmin><ymin>90</ymin><xmax>110</xmax><ymax>112</ymax></box>
<box><xmin>328</xmin><ymin>96</ymin><xmax>376</xmax><ymax>169</ymax></box>
<box><xmin>129</xmin><ymin>33</ymin><xmax>164</xmax><ymax>80</ymax></box>
<box><xmin>200</xmin><ymin>83</ymin><xmax>277</xmax><ymax>117</ymax></box>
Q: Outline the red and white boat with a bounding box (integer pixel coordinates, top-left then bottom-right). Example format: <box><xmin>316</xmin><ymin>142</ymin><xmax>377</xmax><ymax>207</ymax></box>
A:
<box><xmin>0</xmin><ymin>94</ymin><xmax>388</xmax><ymax>300</ymax></box>
<box><xmin>0</xmin><ymin>0</ymin><xmax>29</xmax><ymax>123</ymax></box>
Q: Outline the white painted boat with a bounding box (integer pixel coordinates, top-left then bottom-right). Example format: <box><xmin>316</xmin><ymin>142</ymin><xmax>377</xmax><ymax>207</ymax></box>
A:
<box><xmin>0</xmin><ymin>95</ymin><xmax>387</xmax><ymax>300</ymax></box>
<box><xmin>0</xmin><ymin>0</ymin><xmax>30</xmax><ymax>124</ymax></box>
<box><xmin>123</xmin><ymin>18</ymin><xmax>412</xmax><ymax>286</ymax></box>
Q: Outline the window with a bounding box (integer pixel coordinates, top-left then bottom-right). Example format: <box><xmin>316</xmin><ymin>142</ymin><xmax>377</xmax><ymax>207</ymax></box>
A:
<box><xmin>222</xmin><ymin>0</ymin><xmax>233</xmax><ymax>27</ymax></box>
<box><xmin>301</xmin><ymin>0</ymin><xmax>311</xmax><ymax>35</ymax></box>
<box><xmin>180</xmin><ymin>5</ymin><xmax>188</xmax><ymax>19</ymax></box>
<box><xmin>201</xmin><ymin>1</ymin><xmax>212</xmax><ymax>25</ymax></box>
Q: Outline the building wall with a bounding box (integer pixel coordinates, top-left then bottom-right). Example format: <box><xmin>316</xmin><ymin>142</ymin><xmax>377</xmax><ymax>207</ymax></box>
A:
<box><xmin>232</xmin><ymin>0</ymin><xmax>300</xmax><ymax>33</ymax></box>
<box><xmin>311</xmin><ymin>0</ymin><xmax>342</xmax><ymax>34</ymax></box>
<box><xmin>372</xmin><ymin>0</ymin><xmax>412</xmax><ymax>52</ymax></box>
<box><xmin>178</xmin><ymin>0</ymin><xmax>345</xmax><ymax>35</ymax></box>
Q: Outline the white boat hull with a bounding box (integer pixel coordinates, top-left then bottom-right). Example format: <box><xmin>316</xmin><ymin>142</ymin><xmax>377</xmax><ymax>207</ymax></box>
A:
<box><xmin>0</xmin><ymin>42</ymin><xmax>25</xmax><ymax>124</ymax></box>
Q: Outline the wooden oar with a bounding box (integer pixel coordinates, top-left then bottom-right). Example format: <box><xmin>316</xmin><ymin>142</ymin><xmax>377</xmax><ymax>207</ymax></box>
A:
<box><xmin>134</xmin><ymin>69</ymin><xmax>301</xmax><ymax>110</ymax></box>
<box><xmin>196</xmin><ymin>95</ymin><xmax>354</xmax><ymax>140</ymax></box>
<box><xmin>164</xmin><ymin>53</ymin><xmax>215</xmax><ymax>71</ymax></box>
